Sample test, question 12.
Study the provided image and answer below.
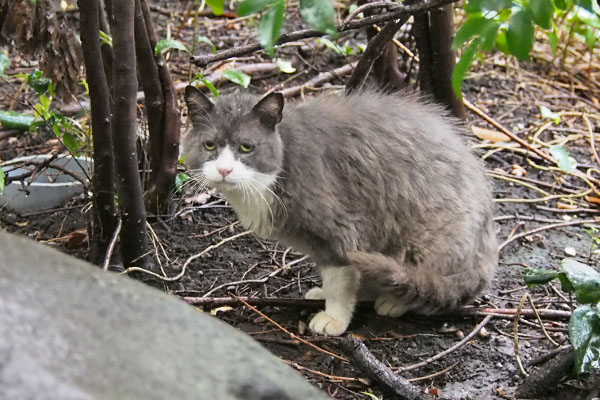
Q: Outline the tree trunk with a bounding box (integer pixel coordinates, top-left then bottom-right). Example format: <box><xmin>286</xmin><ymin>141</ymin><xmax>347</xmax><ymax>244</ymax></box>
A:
<box><xmin>140</xmin><ymin>0</ymin><xmax>181</xmax><ymax>214</ymax></box>
<box><xmin>109</xmin><ymin>0</ymin><xmax>149</xmax><ymax>268</ymax></box>
<box><xmin>412</xmin><ymin>6</ymin><xmax>465</xmax><ymax>118</ymax></box>
<box><xmin>78</xmin><ymin>0</ymin><xmax>119</xmax><ymax>266</ymax></box>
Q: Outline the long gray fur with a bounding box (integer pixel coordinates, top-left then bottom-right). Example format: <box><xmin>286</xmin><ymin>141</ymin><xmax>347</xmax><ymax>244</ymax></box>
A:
<box><xmin>184</xmin><ymin>87</ymin><xmax>497</xmax><ymax>334</ymax></box>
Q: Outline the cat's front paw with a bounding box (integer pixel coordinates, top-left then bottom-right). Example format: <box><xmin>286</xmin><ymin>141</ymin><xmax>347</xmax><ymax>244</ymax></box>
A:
<box><xmin>374</xmin><ymin>293</ymin><xmax>410</xmax><ymax>318</ymax></box>
<box><xmin>305</xmin><ymin>287</ymin><xmax>325</xmax><ymax>300</ymax></box>
<box><xmin>309</xmin><ymin>311</ymin><xmax>349</xmax><ymax>336</ymax></box>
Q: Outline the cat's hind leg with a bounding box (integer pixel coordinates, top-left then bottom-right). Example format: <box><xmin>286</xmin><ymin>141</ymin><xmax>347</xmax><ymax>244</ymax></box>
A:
<box><xmin>374</xmin><ymin>293</ymin><xmax>418</xmax><ymax>317</ymax></box>
<box><xmin>308</xmin><ymin>266</ymin><xmax>359</xmax><ymax>336</ymax></box>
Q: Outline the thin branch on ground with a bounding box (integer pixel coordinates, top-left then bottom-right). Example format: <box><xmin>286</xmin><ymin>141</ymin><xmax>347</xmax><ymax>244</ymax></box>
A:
<box><xmin>395</xmin><ymin>315</ymin><xmax>493</xmax><ymax>373</ymax></box>
<box><xmin>464</xmin><ymin>98</ymin><xmax>555</xmax><ymax>163</ymax></box>
<box><xmin>102</xmin><ymin>217</ymin><xmax>122</xmax><ymax>271</ymax></box>
<box><xmin>280</xmin><ymin>62</ymin><xmax>357</xmax><ymax>98</ymax></box>
<box><xmin>407</xmin><ymin>361</ymin><xmax>460</xmax><ymax>382</ymax></box>
<box><xmin>121</xmin><ymin>230</ymin><xmax>251</xmax><ymax>280</ymax></box>
<box><xmin>340</xmin><ymin>334</ymin><xmax>438</xmax><ymax>400</ymax></box>
<box><xmin>499</xmin><ymin>218</ymin><xmax>599</xmax><ymax>251</ymax></box>
<box><xmin>232</xmin><ymin>294</ymin><xmax>349</xmax><ymax>362</ymax></box>
<box><xmin>201</xmin><ymin>255</ymin><xmax>308</xmax><ymax>297</ymax></box>
<box><xmin>282</xmin><ymin>360</ymin><xmax>364</xmax><ymax>383</ymax></box>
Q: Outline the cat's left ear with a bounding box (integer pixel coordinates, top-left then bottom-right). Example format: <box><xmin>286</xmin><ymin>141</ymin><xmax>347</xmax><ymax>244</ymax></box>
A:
<box><xmin>252</xmin><ymin>92</ymin><xmax>284</xmax><ymax>129</ymax></box>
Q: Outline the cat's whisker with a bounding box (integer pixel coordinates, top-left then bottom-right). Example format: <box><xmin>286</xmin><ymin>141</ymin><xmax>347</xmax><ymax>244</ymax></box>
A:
<box><xmin>250</xmin><ymin>176</ymin><xmax>287</xmax><ymax>219</ymax></box>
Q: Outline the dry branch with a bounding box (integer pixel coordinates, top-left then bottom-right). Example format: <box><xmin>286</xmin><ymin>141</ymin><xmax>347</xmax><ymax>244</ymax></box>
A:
<box><xmin>190</xmin><ymin>0</ymin><xmax>460</xmax><ymax>67</ymax></box>
<box><xmin>340</xmin><ymin>334</ymin><xmax>438</xmax><ymax>400</ymax></box>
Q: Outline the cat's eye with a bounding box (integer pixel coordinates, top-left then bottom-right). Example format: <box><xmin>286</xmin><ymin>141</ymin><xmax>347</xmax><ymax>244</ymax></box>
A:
<box><xmin>239</xmin><ymin>143</ymin><xmax>255</xmax><ymax>153</ymax></box>
<box><xmin>203</xmin><ymin>141</ymin><xmax>216</xmax><ymax>151</ymax></box>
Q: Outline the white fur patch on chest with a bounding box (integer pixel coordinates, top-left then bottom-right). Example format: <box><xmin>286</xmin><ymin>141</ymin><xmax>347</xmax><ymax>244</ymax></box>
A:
<box><xmin>225</xmin><ymin>188</ymin><xmax>276</xmax><ymax>238</ymax></box>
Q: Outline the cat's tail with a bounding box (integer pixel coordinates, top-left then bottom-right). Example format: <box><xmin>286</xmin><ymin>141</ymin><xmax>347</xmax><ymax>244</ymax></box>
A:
<box><xmin>347</xmin><ymin>251</ymin><xmax>490</xmax><ymax>311</ymax></box>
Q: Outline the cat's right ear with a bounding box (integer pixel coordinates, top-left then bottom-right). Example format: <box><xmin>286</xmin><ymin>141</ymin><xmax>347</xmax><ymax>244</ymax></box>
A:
<box><xmin>252</xmin><ymin>92</ymin><xmax>284</xmax><ymax>129</ymax></box>
<box><xmin>185</xmin><ymin>85</ymin><xmax>214</xmax><ymax>126</ymax></box>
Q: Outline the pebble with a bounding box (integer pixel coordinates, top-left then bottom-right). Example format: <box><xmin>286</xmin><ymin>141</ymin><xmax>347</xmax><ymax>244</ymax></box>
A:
<box><xmin>496</xmin><ymin>362</ymin><xmax>503</xmax><ymax>368</ymax></box>
<box><xmin>564</xmin><ymin>247</ymin><xmax>577</xmax><ymax>256</ymax></box>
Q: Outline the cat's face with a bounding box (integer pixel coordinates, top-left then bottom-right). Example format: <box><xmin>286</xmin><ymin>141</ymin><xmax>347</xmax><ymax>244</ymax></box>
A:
<box><xmin>183</xmin><ymin>86</ymin><xmax>284</xmax><ymax>193</ymax></box>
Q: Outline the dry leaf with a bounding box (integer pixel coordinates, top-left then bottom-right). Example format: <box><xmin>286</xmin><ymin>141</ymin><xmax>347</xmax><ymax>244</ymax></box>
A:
<box><xmin>472</xmin><ymin>126</ymin><xmax>510</xmax><ymax>143</ymax></box>
<box><xmin>511</xmin><ymin>164</ymin><xmax>526</xmax><ymax>177</ymax></box>
<box><xmin>210</xmin><ymin>306</ymin><xmax>233</xmax><ymax>315</ymax></box>
<box><xmin>585</xmin><ymin>196</ymin><xmax>600</xmax><ymax>205</ymax></box>
<box><xmin>557</xmin><ymin>202</ymin><xmax>577</xmax><ymax>210</ymax></box>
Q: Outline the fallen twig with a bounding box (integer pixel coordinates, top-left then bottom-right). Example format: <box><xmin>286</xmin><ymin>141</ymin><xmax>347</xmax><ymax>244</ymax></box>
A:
<box><xmin>340</xmin><ymin>334</ymin><xmax>438</xmax><ymax>400</ymax></box>
<box><xmin>182</xmin><ymin>296</ymin><xmax>573</xmax><ymax>320</ymax></box>
<box><xmin>279</xmin><ymin>62</ymin><xmax>357</xmax><ymax>98</ymax></box>
<box><xmin>103</xmin><ymin>218</ymin><xmax>122</xmax><ymax>271</ymax></box>
<box><xmin>121</xmin><ymin>230</ymin><xmax>251</xmax><ymax>280</ymax></box>
<box><xmin>232</xmin><ymin>294</ymin><xmax>349</xmax><ymax>362</ymax></box>
<box><xmin>499</xmin><ymin>218</ymin><xmax>599</xmax><ymax>251</ymax></box>
<box><xmin>396</xmin><ymin>315</ymin><xmax>493</xmax><ymax>373</ymax></box>
<box><xmin>464</xmin><ymin>98</ymin><xmax>555</xmax><ymax>163</ymax></box>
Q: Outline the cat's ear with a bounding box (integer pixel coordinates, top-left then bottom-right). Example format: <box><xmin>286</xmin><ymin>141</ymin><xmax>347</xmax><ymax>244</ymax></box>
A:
<box><xmin>252</xmin><ymin>92</ymin><xmax>283</xmax><ymax>129</ymax></box>
<box><xmin>185</xmin><ymin>85</ymin><xmax>214</xmax><ymax>126</ymax></box>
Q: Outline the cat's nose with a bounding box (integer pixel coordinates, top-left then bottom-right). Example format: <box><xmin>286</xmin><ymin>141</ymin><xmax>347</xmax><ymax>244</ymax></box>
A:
<box><xmin>218</xmin><ymin>167</ymin><xmax>232</xmax><ymax>177</ymax></box>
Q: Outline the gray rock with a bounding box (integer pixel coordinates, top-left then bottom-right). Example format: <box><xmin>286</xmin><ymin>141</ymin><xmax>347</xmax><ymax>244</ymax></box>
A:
<box><xmin>0</xmin><ymin>231</ymin><xmax>328</xmax><ymax>400</ymax></box>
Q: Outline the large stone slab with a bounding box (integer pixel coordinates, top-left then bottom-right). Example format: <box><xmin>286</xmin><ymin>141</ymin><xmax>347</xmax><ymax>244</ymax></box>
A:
<box><xmin>0</xmin><ymin>231</ymin><xmax>329</xmax><ymax>400</ymax></box>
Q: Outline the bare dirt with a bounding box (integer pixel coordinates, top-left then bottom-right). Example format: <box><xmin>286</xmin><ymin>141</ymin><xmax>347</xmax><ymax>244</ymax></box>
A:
<box><xmin>2</xmin><ymin>2</ymin><xmax>600</xmax><ymax>399</ymax></box>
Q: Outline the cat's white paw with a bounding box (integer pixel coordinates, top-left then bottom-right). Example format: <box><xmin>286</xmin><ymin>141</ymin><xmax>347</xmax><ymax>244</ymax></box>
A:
<box><xmin>305</xmin><ymin>287</ymin><xmax>325</xmax><ymax>300</ymax></box>
<box><xmin>309</xmin><ymin>311</ymin><xmax>349</xmax><ymax>336</ymax></box>
<box><xmin>374</xmin><ymin>293</ymin><xmax>411</xmax><ymax>318</ymax></box>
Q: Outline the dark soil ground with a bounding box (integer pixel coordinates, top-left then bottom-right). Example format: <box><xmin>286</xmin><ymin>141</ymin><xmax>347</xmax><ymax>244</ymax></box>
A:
<box><xmin>2</xmin><ymin>2</ymin><xmax>600</xmax><ymax>399</ymax></box>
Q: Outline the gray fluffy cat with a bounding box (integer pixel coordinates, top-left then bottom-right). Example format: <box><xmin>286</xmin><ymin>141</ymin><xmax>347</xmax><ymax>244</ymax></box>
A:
<box><xmin>183</xmin><ymin>86</ymin><xmax>497</xmax><ymax>336</ymax></box>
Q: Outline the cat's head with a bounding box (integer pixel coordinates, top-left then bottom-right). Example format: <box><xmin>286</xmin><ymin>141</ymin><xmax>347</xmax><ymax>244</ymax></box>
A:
<box><xmin>183</xmin><ymin>86</ymin><xmax>284</xmax><ymax>193</ymax></box>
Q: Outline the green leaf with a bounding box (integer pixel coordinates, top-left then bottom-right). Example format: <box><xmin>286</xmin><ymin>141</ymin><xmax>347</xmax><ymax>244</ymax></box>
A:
<box><xmin>495</xmin><ymin>30</ymin><xmax>510</xmax><ymax>54</ymax></box>
<box><xmin>258</xmin><ymin>0</ymin><xmax>285</xmax><ymax>56</ymax></box>
<box><xmin>0</xmin><ymin>166</ymin><xmax>4</xmax><ymax>194</ymax></box>
<box><xmin>154</xmin><ymin>39</ymin><xmax>189</xmax><ymax>56</ymax></box>
<box><xmin>585</xmin><ymin>27</ymin><xmax>597</xmax><ymax>49</ymax></box>
<box><xmin>0</xmin><ymin>110</ymin><xmax>35</xmax><ymax>130</ymax></box>
<box><xmin>523</xmin><ymin>268</ymin><xmax>559</xmax><ymax>285</ymax></box>
<box><xmin>454</xmin><ymin>16</ymin><xmax>498</xmax><ymax>49</ymax></box>
<box><xmin>549</xmin><ymin>29</ymin><xmax>559</xmax><ymax>54</ymax></box>
<box><xmin>276</xmin><ymin>58</ymin><xmax>296</xmax><ymax>73</ymax></box>
<box><xmin>175</xmin><ymin>172</ymin><xmax>191</xmax><ymax>193</ymax></box>
<box><xmin>238</xmin><ymin>0</ymin><xmax>275</xmax><ymax>16</ymax></box>
<box><xmin>319</xmin><ymin>37</ymin><xmax>344</xmax><ymax>54</ymax></box>
<box><xmin>206</xmin><ymin>0</ymin><xmax>225</xmax><ymax>15</ymax></box>
<box><xmin>452</xmin><ymin>37</ymin><xmax>483</xmax><ymax>99</ymax></box>
<box><xmin>300</xmin><ymin>0</ymin><xmax>337</xmax><ymax>36</ymax></box>
<box><xmin>0</xmin><ymin>49</ymin><xmax>10</xmax><ymax>76</ymax></box>
<box><xmin>61</xmin><ymin>131</ymin><xmax>81</xmax><ymax>154</ymax></box>
<box><xmin>27</xmin><ymin>70</ymin><xmax>51</xmax><ymax>95</ymax></box>
<box><xmin>528</xmin><ymin>0</ymin><xmax>554</xmax><ymax>29</ymax></box>
<box><xmin>507</xmin><ymin>9</ymin><xmax>535</xmax><ymax>61</ymax></box>
<box><xmin>99</xmin><ymin>30</ymin><xmax>112</xmax><ymax>47</ymax></box>
<box><xmin>223</xmin><ymin>69</ymin><xmax>251</xmax><ymax>88</ymax></box>
<box><xmin>576</xmin><ymin>0</ymin><xmax>594</xmax><ymax>12</ymax></box>
<box><xmin>550</xmin><ymin>145</ymin><xmax>577</xmax><ymax>173</ymax></box>
<box><xmin>196</xmin><ymin>36</ymin><xmax>217</xmax><ymax>53</ymax></box>
<box><xmin>466</xmin><ymin>0</ymin><xmax>513</xmax><ymax>12</ymax></box>
<box><xmin>193</xmin><ymin>73</ymin><xmax>220</xmax><ymax>97</ymax></box>
<box><xmin>561</xmin><ymin>258</ymin><xmax>600</xmax><ymax>303</ymax></box>
<box><xmin>540</xmin><ymin>105</ymin><xmax>561</xmax><ymax>123</ymax></box>
<box><xmin>553</xmin><ymin>0</ymin><xmax>567</xmax><ymax>9</ymax></box>
<box><xmin>569</xmin><ymin>305</ymin><xmax>600</xmax><ymax>374</ymax></box>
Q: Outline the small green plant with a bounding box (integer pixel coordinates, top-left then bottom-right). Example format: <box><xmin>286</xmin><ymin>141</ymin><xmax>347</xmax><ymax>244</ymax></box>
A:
<box><xmin>235</xmin><ymin>0</ymin><xmax>337</xmax><ymax>56</ymax></box>
<box><xmin>453</xmin><ymin>0</ymin><xmax>600</xmax><ymax>97</ymax></box>
<box><xmin>192</xmin><ymin>72</ymin><xmax>220</xmax><ymax>97</ymax></box>
<box><xmin>584</xmin><ymin>225</ymin><xmax>600</xmax><ymax>258</ymax></box>
<box><xmin>13</xmin><ymin>70</ymin><xmax>88</xmax><ymax>155</ymax></box>
<box><xmin>222</xmin><ymin>69</ymin><xmax>252</xmax><ymax>88</ymax></box>
<box><xmin>524</xmin><ymin>258</ymin><xmax>600</xmax><ymax>373</ymax></box>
